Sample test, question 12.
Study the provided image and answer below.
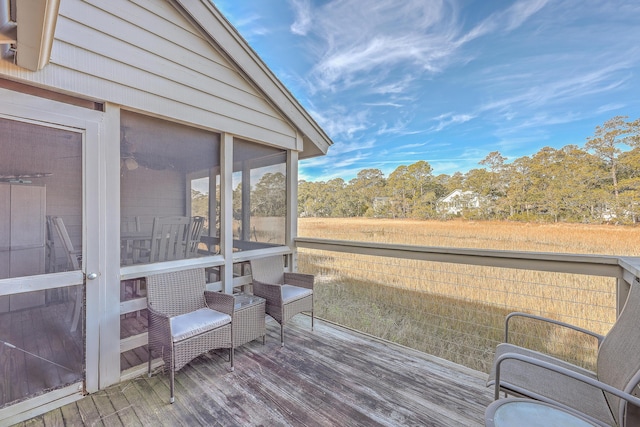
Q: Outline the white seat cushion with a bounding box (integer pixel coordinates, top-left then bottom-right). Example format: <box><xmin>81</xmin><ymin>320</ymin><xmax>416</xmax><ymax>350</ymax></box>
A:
<box><xmin>170</xmin><ymin>308</ymin><xmax>231</xmax><ymax>343</ymax></box>
<box><xmin>281</xmin><ymin>284</ymin><xmax>313</xmax><ymax>304</ymax></box>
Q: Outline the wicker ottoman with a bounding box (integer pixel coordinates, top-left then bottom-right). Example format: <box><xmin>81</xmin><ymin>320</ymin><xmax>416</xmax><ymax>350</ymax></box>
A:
<box><xmin>233</xmin><ymin>293</ymin><xmax>266</xmax><ymax>348</ymax></box>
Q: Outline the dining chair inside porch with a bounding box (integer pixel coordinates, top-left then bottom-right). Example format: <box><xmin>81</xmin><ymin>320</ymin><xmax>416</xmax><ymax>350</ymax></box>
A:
<box><xmin>250</xmin><ymin>255</ymin><xmax>314</xmax><ymax>346</ymax></box>
<box><xmin>134</xmin><ymin>216</ymin><xmax>192</xmax><ymax>263</ymax></box>
<box><xmin>51</xmin><ymin>216</ymin><xmax>83</xmax><ymax>333</ymax></box>
<box><xmin>45</xmin><ymin>215</ymin><xmax>57</xmax><ymax>273</ymax></box>
<box><xmin>120</xmin><ymin>216</ymin><xmax>143</xmax><ymax>265</ymax></box>
<box><xmin>146</xmin><ymin>268</ymin><xmax>235</xmax><ymax>403</ymax></box>
<box><xmin>487</xmin><ymin>281</ymin><xmax>640</xmax><ymax>426</ymax></box>
<box><xmin>186</xmin><ymin>216</ymin><xmax>205</xmax><ymax>258</ymax></box>
<box><xmin>120</xmin><ymin>216</ymin><xmax>145</xmax><ymax>304</ymax></box>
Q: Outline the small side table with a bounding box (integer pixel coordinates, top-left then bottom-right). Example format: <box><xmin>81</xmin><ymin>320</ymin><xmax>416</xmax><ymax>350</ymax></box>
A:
<box><xmin>485</xmin><ymin>398</ymin><xmax>601</xmax><ymax>427</ymax></box>
<box><xmin>233</xmin><ymin>293</ymin><xmax>266</xmax><ymax>348</ymax></box>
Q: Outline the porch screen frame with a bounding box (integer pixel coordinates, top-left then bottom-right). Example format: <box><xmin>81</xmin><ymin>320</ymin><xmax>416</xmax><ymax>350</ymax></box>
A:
<box><xmin>0</xmin><ymin>88</ymin><xmax>104</xmax><ymax>424</ymax></box>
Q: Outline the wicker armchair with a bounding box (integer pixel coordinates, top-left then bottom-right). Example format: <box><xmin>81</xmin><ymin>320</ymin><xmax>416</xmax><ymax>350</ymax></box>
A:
<box><xmin>146</xmin><ymin>268</ymin><xmax>234</xmax><ymax>403</ymax></box>
<box><xmin>250</xmin><ymin>256</ymin><xmax>314</xmax><ymax>346</ymax></box>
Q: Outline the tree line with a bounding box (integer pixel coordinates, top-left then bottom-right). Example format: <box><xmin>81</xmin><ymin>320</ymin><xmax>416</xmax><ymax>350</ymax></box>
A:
<box><xmin>299</xmin><ymin>116</ymin><xmax>640</xmax><ymax>224</ymax></box>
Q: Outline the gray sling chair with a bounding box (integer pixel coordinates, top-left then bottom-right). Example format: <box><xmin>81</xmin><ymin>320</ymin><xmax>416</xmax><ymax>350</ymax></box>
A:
<box><xmin>250</xmin><ymin>255</ymin><xmax>314</xmax><ymax>346</ymax></box>
<box><xmin>487</xmin><ymin>280</ymin><xmax>640</xmax><ymax>426</ymax></box>
<box><xmin>146</xmin><ymin>268</ymin><xmax>235</xmax><ymax>403</ymax></box>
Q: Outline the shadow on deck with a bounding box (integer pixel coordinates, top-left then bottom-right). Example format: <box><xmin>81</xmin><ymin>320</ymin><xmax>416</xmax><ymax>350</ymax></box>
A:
<box><xmin>21</xmin><ymin>316</ymin><xmax>493</xmax><ymax>426</ymax></box>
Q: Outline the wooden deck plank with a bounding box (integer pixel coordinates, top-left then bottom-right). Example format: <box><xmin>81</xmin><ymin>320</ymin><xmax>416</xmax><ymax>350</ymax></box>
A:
<box><xmin>59</xmin><ymin>402</ymin><xmax>84</xmax><ymax>426</ymax></box>
<box><xmin>40</xmin><ymin>407</ymin><xmax>64</xmax><ymax>427</ymax></box>
<box><xmin>115</xmin><ymin>378</ymin><xmax>162</xmax><ymax>426</ymax></box>
<box><xmin>15</xmin><ymin>316</ymin><xmax>493</xmax><ymax>426</ymax></box>
<box><xmin>128</xmin><ymin>374</ymin><xmax>187</xmax><ymax>426</ymax></box>
<box><xmin>75</xmin><ymin>393</ymin><xmax>105</xmax><ymax>426</ymax></box>
<box><xmin>22</xmin><ymin>415</ymin><xmax>44</xmax><ymax>426</ymax></box>
<box><xmin>90</xmin><ymin>393</ymin><xmax>125</xmax><ymax>427</ymax></box>
<box><xmin>94</xmin><ymin>383</ymin><xmax>142</xmax><ymax>427</ymax></box>
<box><xmin>238</xmin><ymin>346</ymin><xmax>389</xmax><ymax>426</ymax></box>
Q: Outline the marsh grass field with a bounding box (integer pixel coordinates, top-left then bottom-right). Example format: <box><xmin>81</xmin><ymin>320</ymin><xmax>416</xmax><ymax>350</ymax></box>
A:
<box><xmin>296</xmin><ymin>218</ymin><xmax>640</xmax><ymax>372</ymax></box>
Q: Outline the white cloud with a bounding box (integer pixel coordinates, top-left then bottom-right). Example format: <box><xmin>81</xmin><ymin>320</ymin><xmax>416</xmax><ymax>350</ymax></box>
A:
<box><xmin>595</xmin><ymin>103</ymin><xmax>626</xmax><ymax>114</ymax></box>
<box><xmin>296</xmin><ymin>0</ymin><xmax>549</xmax><ymax>94</ymax></box>
<box><xmin>301</xmin><ymin>0</ymin><xmax>460</xmax><ymax>91</ymax></box>
<box><xmin>430</xmin><ymin>113</ymin><xmax>475</xmax><ymax>132</ymax></box>
<box><xmin>228</xmin><ymin>14</ymin><xmax>271</xmax><ymax>39</ymax></box>
<box><xmin>376</xmin><ymin>120</ymin><xmax>423</xmax><ymax>136</ymax></box>
<box><xmin>504</xmin><ymin>0</ymin><xmax>549</xmax><ymax>31</ymax></box>
<box><xmin>363</xmin><ymin>101</ymin><xmax>404</xmax><ymax>108</ymax></box>
<box><xmin>475</xmin><ymin>62</ymin><xmax>634</xmax><ymax>134</ymax></box>
<box><xmin>370</xmin><ymin>77</ymin><xmax>415</xmax><ymax>95</ymax></box>
<box><xmin>459</xmin><ymin>0</ymin><xmax>548</xmax><ymax>44</ymax></box>
<box><xmin>328</xmin><ymin>139</ymin><xmax>377</xmax><ymax>156</ymax></box>
<box><xmin>308</xmin><ymin>105</ymin><xmax>370</xmax><ymax>138</ymax></box>
<box><xmin>399</xmin><ymin>142</ymin><xmax>428</xmax><ymax>149</ymax></box>
<box><xmin>289</xmin><ymin>0</ymin><xmax>312</xmax><ymax>35</ymax></box>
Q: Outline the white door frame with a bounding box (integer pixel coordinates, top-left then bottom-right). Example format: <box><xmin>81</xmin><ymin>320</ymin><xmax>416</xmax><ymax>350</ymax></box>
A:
<box><xmin>0</xmin><ymin>88</ymin><xmax>105</xmax><ymax>423</ymax></box>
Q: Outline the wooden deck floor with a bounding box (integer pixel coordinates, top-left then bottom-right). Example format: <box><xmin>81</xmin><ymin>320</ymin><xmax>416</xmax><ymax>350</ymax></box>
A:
<box><xmin>18</xmin><ymin>316</ymin><xmax>493</xmax><ymax>426</ymax></box>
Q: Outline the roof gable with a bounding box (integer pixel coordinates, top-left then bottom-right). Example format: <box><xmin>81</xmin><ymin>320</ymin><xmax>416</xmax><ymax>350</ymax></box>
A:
<box><xmin>174</xmin><ymin>0</ymin><xmax>332</xmax><ymax>159</ymax></box>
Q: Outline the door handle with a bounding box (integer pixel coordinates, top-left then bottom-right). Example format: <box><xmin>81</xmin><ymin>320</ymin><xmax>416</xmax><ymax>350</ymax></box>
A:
<box><xmin>87</xmin><ymin>272</ymin><xmax>99</xmax><ymax>280</ymax></box>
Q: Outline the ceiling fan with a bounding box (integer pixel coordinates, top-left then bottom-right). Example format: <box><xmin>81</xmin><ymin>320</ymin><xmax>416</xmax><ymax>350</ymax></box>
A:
<box><xmin>121</xmin><ymin>128</ymin><xmax>174</xmax><ymax>171</ymax></box>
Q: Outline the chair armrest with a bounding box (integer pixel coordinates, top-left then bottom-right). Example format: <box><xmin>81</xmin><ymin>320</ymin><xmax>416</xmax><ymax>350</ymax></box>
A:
<box><xmin>204</xmin><ymin>291</ymin><xmax>235</xmax><ymax>317</ymax></box>
<box><xmin>147</xmin><ymin>306</ymin><xmax>172</xmax><ymax>345</ymax></box>
<box><xmin>505</xmin><ymin>312</ymin><xmax>604</xmax><ymax>345</ymax></box>
<box><xmin>147</xmin><ymin>306</ymin><xmax>171</xmax><ymax>324</ymax></box>
<box><xmin>252</xmin><ymin>280</ymin><xmax>283</xmax><ymax>304</ymax></box>
<box><xmin>284</xmin><ymin>272</ymin><xmax>314</xmax><ymax>290</ymax></box>
<box><xmin>494</xmin><ymin>351</ymin><xmax>640</xmax><ymax>424</ymax></box>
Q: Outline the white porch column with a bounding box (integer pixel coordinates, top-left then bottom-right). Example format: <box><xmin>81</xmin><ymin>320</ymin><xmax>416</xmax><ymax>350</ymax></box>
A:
<box><xmin>287</xmin><ymin>149</ymin><xmax>298</xmax><ymax>271</ymax></box>
<box><xmin>220</xmin><ymin>133</ymin><xmax>234</xmax><ymax>293</ymax></box>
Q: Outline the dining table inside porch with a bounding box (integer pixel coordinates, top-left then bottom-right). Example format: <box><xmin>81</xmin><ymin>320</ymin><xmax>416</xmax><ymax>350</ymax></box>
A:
<box><xmin>120</xmin><ymin>231</ymin><xmax>151</xmax><ymax>265</ymax></box>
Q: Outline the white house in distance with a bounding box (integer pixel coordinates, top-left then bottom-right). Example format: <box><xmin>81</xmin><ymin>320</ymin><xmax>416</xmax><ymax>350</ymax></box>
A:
<box><xmin>0</xmin><ymin>0</ymin><xmax>332</xmax><ymax>423</ymax></box>
<box><xmin>437</xmin><ymin>190</ymin><xmax>484</xmax><ymax>216</ymax></box>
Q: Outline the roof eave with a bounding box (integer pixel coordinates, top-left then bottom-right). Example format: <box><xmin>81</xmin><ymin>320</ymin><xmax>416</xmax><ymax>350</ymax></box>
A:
<box><xmin>14</xmin><ymin>0</ymin><xmax>60</xmax><ymax>71</ymax></box>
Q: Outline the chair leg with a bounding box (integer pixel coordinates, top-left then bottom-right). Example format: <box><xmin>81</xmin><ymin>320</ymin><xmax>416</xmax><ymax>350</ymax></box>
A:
<box><xmin>147</xmin><ymin>346</ymin><xmax>152</xmax><ymax>378</ymax></box>
<box><xmin>311</xmin><ymin>310</ymin><xmax>314</xmax><ymax>331</ymax></box>
<box><xmin>280</xmin><ymin>323</ymin><xmax>284</xmax><ymax>347</ymax></box>
<box><xmin>230</xmin><ymin>347</ymin><xmax>234</xmax><ymax>372</ymax></box>
<box><xmin>169</xmin><ymin>369</ymin><xmax>175</xmax><ymax>404</ymax></box>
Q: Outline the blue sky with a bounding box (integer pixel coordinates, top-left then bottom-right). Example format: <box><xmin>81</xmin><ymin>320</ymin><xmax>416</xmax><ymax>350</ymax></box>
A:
<box><xmin>213</xmin><ymin>0</ymin><xmax>640</xmax><ymax>182</ymax></box>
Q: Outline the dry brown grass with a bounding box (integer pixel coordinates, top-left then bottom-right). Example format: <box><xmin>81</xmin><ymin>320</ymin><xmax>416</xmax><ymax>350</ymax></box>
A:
<box><xmin>299</xmin><ymin>217</ymin><xmax>640</xmax><ymax>256</ymax></box>
<box><xmin>297</xmin><ymin>218</ymin><xmax>634</xmax><ymax>372</ymax></box>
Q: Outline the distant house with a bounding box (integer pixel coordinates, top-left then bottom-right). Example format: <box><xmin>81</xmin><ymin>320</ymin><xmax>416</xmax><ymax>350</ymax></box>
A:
<box><xmin>0</xmin><ymin>0</ymin><xmax>332</xmax><ymax>423</ymax></box>
<box><xmin>436</xmin><ymin>190</ymin><xmax>484</xmax><ymax>215</ymax></box>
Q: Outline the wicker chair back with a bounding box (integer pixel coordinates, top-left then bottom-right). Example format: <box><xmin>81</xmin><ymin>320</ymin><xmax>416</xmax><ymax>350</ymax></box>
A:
<box><xmin>146</xmin><ymin>268</ymin><xmax>207</xmax><ymax>318</ymax></box>
<box><xmin>250</xmin><ymin>255</ymin><xmax>285</xmax><ymax>284</ymax></box>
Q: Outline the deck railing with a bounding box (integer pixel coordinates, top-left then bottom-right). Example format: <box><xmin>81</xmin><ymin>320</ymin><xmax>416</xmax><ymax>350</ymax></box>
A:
<box><xmin>295</xmin><ymin>237</ymin><xmax>640</xmax><ymax>373</ymax></box>
<box><xmin>118</xmin><ymin>238</ymin><xmax>640</xmax><ymax>377</ymax></box>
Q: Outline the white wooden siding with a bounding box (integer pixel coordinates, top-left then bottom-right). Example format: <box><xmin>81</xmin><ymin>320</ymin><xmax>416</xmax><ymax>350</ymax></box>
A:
<box><xmin>120</xmin><ymin>168</ymin><xmax>186</xmax><ymax>221</ymax></box>
<box><xmin>0</xmin><ymin>0</ymin><xmax>299</xmax><ymax>150</ymax></box>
